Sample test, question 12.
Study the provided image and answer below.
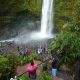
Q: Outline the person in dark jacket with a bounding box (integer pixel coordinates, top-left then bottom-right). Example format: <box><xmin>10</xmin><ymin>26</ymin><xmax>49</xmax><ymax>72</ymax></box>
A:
<box><xmin>52</xmin><ymin>59</ymin><xmax>57</xmax><ymax>80</ymax></box>
<box><xmin>74</xmin><ymin>62</ymin><xmax>80</xmax><ymax>80</ymax></box>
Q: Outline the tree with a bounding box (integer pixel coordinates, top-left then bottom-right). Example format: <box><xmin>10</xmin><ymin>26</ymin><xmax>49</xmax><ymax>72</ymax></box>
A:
<box><xmin>0</xmin><ymin>56</ymin><xmax>10</xmax><ymax>80</ymax></box>
<box><xmin>51</xmin><ymin>21</ymin><xmax>80</xmax><ymax>67</ymax></box>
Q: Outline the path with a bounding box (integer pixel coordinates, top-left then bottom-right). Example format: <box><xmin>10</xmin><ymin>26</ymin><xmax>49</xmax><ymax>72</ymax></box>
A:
<box><xmin>16</xmin><ymin>61</ymin><xmax>42</xmax><ymax>77</ymax></box>
<box><xmin>16</xmin><ymin>60</ymin><xmax>72</xmax><ymax>80</ymax></box>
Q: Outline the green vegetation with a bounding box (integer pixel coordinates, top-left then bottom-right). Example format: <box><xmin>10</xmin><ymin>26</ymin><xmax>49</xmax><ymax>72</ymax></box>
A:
<box><xmin>0</xmin><ymin>0</ymin><xmax>42</xmax><ymax>22</ymax></box>
<box><xmin>55</xmin><ymin>0</ymin><xmax>80</xmax><ymax>30</ymax></box>
<box><xmin>0</xmin><ymin>0</ymin><xmax>42</xmax><ymax>14</ymax></box>
<box><xmin>0</xmin><ymin>0</ymin><xmax>80</xmax><ymax>79</ymax></box>
<box><xmin>17</xmin><ymin>52</ymin><xmax>43</xmax><ymax>65</ymax></box>
<box><xmin>18</xmin><ymin>75</ymin><xmax>31</xmax><ymax>80</ymax></box>
<box><xmin>0</xmin><ymin>52</ymin><xmax>43</xmax><ymax>79</ymax></box>
<box><xmin>0</xmin><ymin>0</ymin><xmax>80</xmax><ymax>31</ymax></box>
<box><xmin>51</xmin><ymin>0</ymin><xmax>80</xmax><ymax>69</ymax></box>
<box><xmin>39</xmin><ymin>71</ymin><xmax>52</xmax><ymax>80</ymax></box>
<box><xmin>18</xmin><ymin>72</ymin><xmax>52</xmax><ymax>80</ymax></box>
<box><xmin>0</xmin><ymin>56</ymin><xmax>10</xmax><ymax>80</ymax></box>
<box><xmin>51</xmin><ymin>21</ymin><xmax>80</xmax><ymax>73</ymax></box>
<box><xmin>0</xmin><ymin>0</ymin><xmax>42</xmax><ymax>36</ymax></box>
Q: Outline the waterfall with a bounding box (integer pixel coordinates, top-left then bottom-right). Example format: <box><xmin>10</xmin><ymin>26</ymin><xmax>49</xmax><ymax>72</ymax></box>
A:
<box><xmin>41</xmin><ymin>0</ymin><xmax>54</xmax><ymax>35</ymax></box>
<box><xmin>0</xmin><ymin>0</ymin><xmax>55</xmax><ymax>44</ymax></box>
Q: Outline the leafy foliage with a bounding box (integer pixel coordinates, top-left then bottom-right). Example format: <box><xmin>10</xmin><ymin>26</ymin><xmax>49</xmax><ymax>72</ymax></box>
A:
<box><xmin>0</xmin><ymin>52</ymin><xmax>43</xmax><ymax>79</ymax></box>
<box><xmin>0</xmin><ymin>0</ymin><xmax>42</xmax><ymax>14</ymax></box>
<box><xmin>51</xmin><ymin>32</ymin><xmax>80</xmax><ymax>64</ymax></box>
<box><xmin>0</xmin><ymin>56</ymin><xmax>10</xmax><ymax>79</ymax></box>
<box><xmin>4</xmin><ymin>54</ymin><xmax>18</xmax><ymax>76</ymax></box>
<box><xmin>55</xmin><ymin>0</ymin><xmax>80</xmax><ymax>30</ymax></box>
<box><xmin>39</xmin><ymin>71</ymin><xmax>52</xmax><ymax>80</ymax></box>
<box><xmin>17</xmin><ymin>52</ymin><xmax>43</xmax><ymax>65</ymax></box>
<box><xmin>18</xmin><ymin>75</ymin><xmax>31</xmax><ymax>80</ymax></box>
<box><xmin>51</xmin><ymin>18</ymin><xmax>80</xmax><ymax>70</ymax></box>
<box><xmin>63</xmin><ymin>21</ymin><xmax>80</xmax><ymax>32</ymax></box>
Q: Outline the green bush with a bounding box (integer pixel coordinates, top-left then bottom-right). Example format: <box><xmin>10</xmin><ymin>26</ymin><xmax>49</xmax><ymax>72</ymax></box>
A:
<box><xmin>16</xmin><ymin>52</ymin><xmax>43</xmax><ymax>66</ymax></box>
<box><xmin>29</xmin><ymin>52</ymin><xmax>43</xmax><ymax>61</ymax></box>
<box><xmin>0</xmin><ymin>56</ymin><xmax>10</xmax><ymax>79</ymax></box>
<box><xmin>18</xmin><ymin>75</ymin><xmax>31</xmax><ymax>80</ymax></box>
<box><xmin>39</xmin><ymin>71</ymin><xmax>52</xmax><ymax>80</ymax></box>
<box><xmin>18</xmin><ymin>72</ymin><xmax>52</xmax><ymax>80</ymax></box>
<box><xmin>63</xmin><ymin>21</ymin><xmax>80</xmax><ymax>33</ymax></box>
<box><xmin>51</xmin><ymin>19</ymin><xmax>80</xmax><ymax>75</ymax></box>
<box><xmin>51</xmin><ymin>32</ymin><xmax>80</xmax><ymax>65</ymax></box>
<box><xmin>4</xmin><ymin>53</ymin><xmax>18</xmax><ymax>77</ymax></box>
<box><xmin>0</xmin><ymin>52</ymin><xmax>43</xmax><ymax>79</ymax></box>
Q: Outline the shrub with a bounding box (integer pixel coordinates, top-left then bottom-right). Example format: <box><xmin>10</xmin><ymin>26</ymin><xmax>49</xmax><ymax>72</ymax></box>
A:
<box><xmin>51</xmin><ymin>32</ymin><xmax>80</xmax><ymax>66</ymax></box>
<box><xmin>39</xmin><ymin>71</ymin><xmax>52</xmax><ymax>80</ymax></box>
<box><xmin>0</xmin><ymin>56</ymin><xmax>10</xmax><ymax>79</ymax></box>
<box><xmin>18</xmin><ymin>75</ymin><xmax>31</xmax><ymax>80</ymax></box>
<box><xmin>17</xmin><ymin>52</ymin><xmax>43</xmax><ymax>65</ymax></box>
<box><xmin>4</xmin><ymin>53</ymin><xmax>18</xmax><ymax>77</ymax></box>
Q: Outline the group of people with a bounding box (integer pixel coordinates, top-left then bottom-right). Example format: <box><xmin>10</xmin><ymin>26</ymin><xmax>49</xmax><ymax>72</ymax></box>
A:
<box><xmin>17</xmin><ymin>45</ymin><xmax>48</xmax><ymax>56</ymax></box>
<box><xmin>17</xmin><ymin>46</ymin><xmax>31</xmax><ymax>57</ymax></box>
<box><xmin>36</xmin><ymin>46</ymin><xmax>48</xmax><ymax>55</ymax></box>
<box><xmin>26</xmin><ymin>59</ymin><xmax>57</xmax><ymax>80</ymax></box>
<box><xmin>17</xmin><ymin>46</ymin><xmax>57</xmax><ymax>80</ymax></box>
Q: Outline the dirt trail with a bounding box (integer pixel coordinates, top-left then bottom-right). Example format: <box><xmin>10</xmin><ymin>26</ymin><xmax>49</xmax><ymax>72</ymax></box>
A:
<box><xmin>16</xmin><ymin>60</ymin><xmax>72</xmax><ymax>80</ymax></box>
<box><xmin>16</xmin><ymin>61</ymin><xmax>42</xmax><ymax>77</ymax></box>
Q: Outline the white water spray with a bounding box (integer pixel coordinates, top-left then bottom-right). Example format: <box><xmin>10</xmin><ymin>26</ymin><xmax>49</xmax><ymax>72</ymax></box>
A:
<box><xmin>0</xmin><ymin>0</ymin><xmax>55</xmax><ymax>44</ymax></box>
<box><xmin>41</xmin><ymin>0</ymin><xmax>54</xmax><ymax>35</ymax></box>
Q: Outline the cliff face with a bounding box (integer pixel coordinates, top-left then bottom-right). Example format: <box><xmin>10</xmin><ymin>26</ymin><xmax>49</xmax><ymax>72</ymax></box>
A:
<box><xmin>0</xmin><ymin>0</ymin><xmax>42</xmax><ymax>39</ymax></box>
<box><xmin>0</xmin><ymin>0</ymin><xmax>80</xmax><ymax>39</ymax></box>
<box><xmin>0</xmin><ymin>0</ymin><xmax>42</xmax><ymax>27</ymax></box>
<box><xmin>0</xmin><ymin>0</ymin><xmax>42</xmax><ymax>13</ymax></box>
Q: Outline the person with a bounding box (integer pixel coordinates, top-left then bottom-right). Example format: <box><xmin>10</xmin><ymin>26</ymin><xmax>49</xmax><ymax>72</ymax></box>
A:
<box><xmin>45</xmin><ymin>47</ymin><xmax>48</xmax><ymax>54</ymax></box>
<box><xmin>27</xmin><ymin>60</ymin><xmax>38</xmax><ymax>80</ymax></box>
<box><xmin>36</xmin><ymin>47</ymin><xmax>38</xmax><ymax>54</ymax></box>
<box><xmin>26</xmin><ymin>47</ymin><xmax>28</xmax><ymax>56</ymax></box>
<box><xmin>21</xmin><ymin>48</ymin><xmax>24</xmax><ymax>57</ymax></box>
<box><xmin>37</xmin><ymin>48</ymin><xmax>41</xmax><ymax>54</ymax></box>
<box><xmin>74</xmin><ymin>62</ymin><xmax>80</xmax><ymax>80</ymax></box>
<box><xmin>27</xmin><ymin>48</ymin><xmax>31</xmax><ymax>55</ymax></box>
<box><xmin>42</xmin><ymin>47</ymin><xmax>45</xmax><ymax>54</ymax></box>
<box><xmin>10</xmin><ymin>76</ymin><xmax>17</xmax><ymax>80</ymax></box>
<box><xmin>10</xmin><ymin>78</ymin><xmax>14</xmax><ymax>80</ymax></box>
<box><xmin>23</xmin><ymin>47</ymin><xmax>25</xmax><ymax>56</ymax></box>
<box><xmin>52</xmin><ymin>59</ymin><xmax>57</xmax><ymax>80</ymax></box>
<box><xmin>41</xmin><ymin>63</ymin><xmax>48</xmax><ymax>74</ymax></box>
<box><xmin>17</xmin><ymin>46</ymin><xmax>20</xmax><ymax>55</ymax></box>
<box><xmin>51</xmin><ymin>49</ymin><xmax>61</xmax><ymax>71</ymax></box>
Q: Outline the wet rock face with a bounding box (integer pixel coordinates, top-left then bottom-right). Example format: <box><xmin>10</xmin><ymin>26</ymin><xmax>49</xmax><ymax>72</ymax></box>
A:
<box><xmin>0</xmin><ymin>42</ymin><xmax>17</xmax><ymax>55</ymax></box>
<box><xmin>0</xmin><ymin>0</ymin><xmax>42</xmax><ymax>40</ymax></box>
<box><xmin>0</xmin><ymin>10</ymin><xmax>41</xmax><ymax>40</ymax></box>
<box><xmin>0</xmin><ymin>21</ymin><xmax>41</xmax><ymax>41</ymax></box>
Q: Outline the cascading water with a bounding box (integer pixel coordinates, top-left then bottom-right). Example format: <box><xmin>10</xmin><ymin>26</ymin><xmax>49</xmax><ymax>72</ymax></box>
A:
<box><xmin>31</xmin><ymin>0</ymin><xmax>54</xmax><ymax>39</ymax></box>
<box><xmin>0</xmin><ymin>0</ymin><xmax>55</xmax><ymax>44</ymax></box>
<box><xmin>41</xmin><ymin>0</ymin><xmax>54</xmax><ymax>35</ymax></box>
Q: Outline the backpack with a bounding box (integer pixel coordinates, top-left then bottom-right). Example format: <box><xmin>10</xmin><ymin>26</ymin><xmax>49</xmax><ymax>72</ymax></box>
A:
<box><xmin>29</xmin><ymin>70</ymin><xmax>36</xmax><ymax>79</ymax></box>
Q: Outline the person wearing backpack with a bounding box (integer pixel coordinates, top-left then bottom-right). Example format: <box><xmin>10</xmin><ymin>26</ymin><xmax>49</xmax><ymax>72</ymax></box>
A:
<box><xmin>26</xmin><ymin>60</ymin><xmax>38</xmax><ymax>80</ymax></box>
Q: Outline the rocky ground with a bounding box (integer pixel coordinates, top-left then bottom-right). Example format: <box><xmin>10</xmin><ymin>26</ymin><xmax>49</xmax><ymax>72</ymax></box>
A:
<box><xmin>0</xmin><ymin>42</ymin><xmax>18</xmax><ymax>55</ymax></box>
